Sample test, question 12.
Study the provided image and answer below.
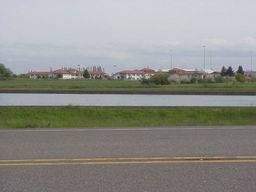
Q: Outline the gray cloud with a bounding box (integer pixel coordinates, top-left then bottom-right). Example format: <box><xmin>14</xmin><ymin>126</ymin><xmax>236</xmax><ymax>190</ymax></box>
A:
<box><xmin>0</xmin><ymin>0</ymin><xmax>256</xmax><ymax>73</ymax></box>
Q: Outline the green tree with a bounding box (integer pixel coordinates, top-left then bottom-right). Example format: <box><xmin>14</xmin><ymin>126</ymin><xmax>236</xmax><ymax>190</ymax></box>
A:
<box><xmin>83</xmin><ymin>70</ymin><xmax>90</xmax><ymax>79</ymax></box>
<box><xmin>235</xmin><ymin>73</ymin><xmax>245</xmax><ymax>82</ymax></box>
<box><xmin>149</xmin><ymin>74</ymin><xmax>170</xmax><ymax>85</ymax></box>
<box><xmin>57</xmin><ymin>74</ymin><xmax>63</xmax><ymax>79</ymax></box>
<box><xmin>141</xmin><ymin>78</ymin><xmax>150</xmax><ymax>85</ymax></box>
<box><xmin>215</xmin><ymin>76</ymin><xmax>224</xmax><ymax>83</ymax></box>
<box><xmin>18</xmin><ymin>74</ymin><xmax>29</xmax><ymax>79</ymax></box>
<box><xmin>221</xmin><ymin>66</ymin><xmax>227</xmax><ymax>76</ymax></box>
<box><xmin>0</xmin><ymin>64</ymin><xmax>13</xmax><ymax>78</ymax></box>
<box><xmin>237</xmin><ymin>65</ymin><xmax>244</xmax><ymax>75</ymax></box>
<box><xmin>226</xmin><ymin>66</ymin><xmax>234</xmax><ymax>76</ymax></box>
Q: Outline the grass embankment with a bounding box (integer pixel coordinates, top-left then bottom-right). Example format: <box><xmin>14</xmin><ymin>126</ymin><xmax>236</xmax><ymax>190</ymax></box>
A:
<box><xmin>1</xmin><ymin>107</ymin><xmax>256</xmax><ymax>128</ymax></box>
<box><xmin>1</xmin><ymin>79</ymin><xmax>256</xmax><ymax>92</ymax></box>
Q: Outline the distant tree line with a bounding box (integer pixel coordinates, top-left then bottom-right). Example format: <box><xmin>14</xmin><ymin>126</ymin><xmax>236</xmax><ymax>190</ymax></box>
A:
<box><xmin>221</xmin><ymin>65</ymin><xmax>246</xmax><ymax>82</ymax></box>
<box><xmin>221</xmin><ymin>65</ymin><xmax>244</xmax><ymax>76</ymax></box>
<box><xmin>85</xmin><ymin>66</ymin><xmax>104</xmax><ymax>72</ymax></box>
<box><xmin>60</xmin><ymin>66</ymin><xmax>104</xmax><ymax>72</ymax></box>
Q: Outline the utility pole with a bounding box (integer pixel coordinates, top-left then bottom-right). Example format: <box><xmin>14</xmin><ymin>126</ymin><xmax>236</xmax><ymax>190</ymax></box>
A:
<box><xmin>203</xmin><ymin>45</ymin><xmax>206</xmax><ymax>70</ymax></box>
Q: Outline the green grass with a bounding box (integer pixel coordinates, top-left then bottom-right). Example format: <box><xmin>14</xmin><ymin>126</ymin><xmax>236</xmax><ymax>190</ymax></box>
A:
<box><xmin>1</xmin><ymin>107</ymin><xmax>256</xmax><ymax>128</ymax></box>
<box><xmin>1</xmin><ymin>79</ymin><xmax>256</xmax><ymax>92</ymax></box>
<box><xmin>0</xmin><ymin>79</ymin><xmax>150</xmax><ymax>90</ymax></box>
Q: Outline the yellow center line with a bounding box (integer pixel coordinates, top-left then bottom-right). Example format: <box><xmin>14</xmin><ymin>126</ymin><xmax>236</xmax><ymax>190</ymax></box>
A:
<box><xmin>1</xmin><ymin>156</ymin><xmax>256</xmax><ymax>163</ymax></box>
<box><xmin>1</xmin><ymin>159</ymin><xmax>256</xmax><ymax>166</ymax></box>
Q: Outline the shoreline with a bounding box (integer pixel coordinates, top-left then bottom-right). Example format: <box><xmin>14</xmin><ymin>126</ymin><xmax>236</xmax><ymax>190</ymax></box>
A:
<box><xmin>1</xmin><ymin>89</ymin><xmax>256</xmax><ymax>95</ymax></box>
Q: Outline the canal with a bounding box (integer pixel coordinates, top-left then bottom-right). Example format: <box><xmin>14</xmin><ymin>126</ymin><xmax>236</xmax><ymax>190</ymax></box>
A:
<box><xmin>0</xmin><ymin>94</ymin><xmax>256</xmax><ymax>107</ymax></box>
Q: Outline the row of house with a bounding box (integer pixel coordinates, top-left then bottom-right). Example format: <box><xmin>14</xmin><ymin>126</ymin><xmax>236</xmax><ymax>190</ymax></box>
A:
<box><xmin>112</xmin><ymin>68</ymin><xmax>256</xmax><ymax>81</ymax></box>
<box><xmin>28</xmin><ymin>68</ymin><xmax>106</xmax><ymax>79</ymax></box>
<box><xmin>112</xmin><ymin>68</ymin><xmax>167</xmax><ymax>80</ymax></box>
<box><xmin>112</xmin><ymin>68</ymin><xmax>221</xmax><ymax>81</ymax></box>
<box><xmin>28</xmin><ymin>67</ymin><xmax>223</xmax><ymax>80</ymax></box>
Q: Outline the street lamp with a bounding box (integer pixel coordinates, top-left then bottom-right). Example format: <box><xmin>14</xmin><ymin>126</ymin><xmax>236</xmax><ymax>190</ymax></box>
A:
<box><xmin>202</xmin><ymin>45</ymin><xmax>206</xmax><ymax>70</ymax></box>
<box><xmin>251</xmin><ymin>51</ymin><xmax>253</xmax><ymax>72</ymax></box>
<box><xmin>170</xmin><ymin>50</ymin><xmax>173</xmax><ymax>69</ymax></box>
<box><xmin>210</xmin><ymin>50</ymin><xmax>212</xmax><ymax>70</ymax></box>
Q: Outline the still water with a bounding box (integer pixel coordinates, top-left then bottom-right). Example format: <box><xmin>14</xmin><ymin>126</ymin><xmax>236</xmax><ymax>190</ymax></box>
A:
<box><xmin>0</xmin><ymin>93</ymin><xmax>256</xmax><ymax>107</ymax></box>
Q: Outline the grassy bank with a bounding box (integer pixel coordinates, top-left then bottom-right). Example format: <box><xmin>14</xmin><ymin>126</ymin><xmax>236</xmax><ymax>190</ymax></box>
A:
<box><xmin>1</xmin><ymin>79</ymin><xmax>256</xmax><ymax>92</ymax></box>
<box><xmin>1</xmin><ymin>107</ymin><xmax>256</xmax><ymax>128</ymax></box>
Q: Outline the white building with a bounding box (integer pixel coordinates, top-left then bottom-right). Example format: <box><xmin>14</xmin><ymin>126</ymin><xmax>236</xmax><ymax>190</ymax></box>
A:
<box><xmin>112</xmin><ymin>68</ymin><xmax>166</xmax><ymax>80</ymax></box>
<box><xmin>28</xmin><ymin>68</ymin><xmax>106</xmax><ymax>79</ymax></box>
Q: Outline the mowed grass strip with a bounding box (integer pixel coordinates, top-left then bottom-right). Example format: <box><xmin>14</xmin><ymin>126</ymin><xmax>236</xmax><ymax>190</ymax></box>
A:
<box><xmin>0</xmin><ymin>79</ymin><xmax>152</xmax><ymax>90</ymax></box>
<box><xmin>1</xmin><ymin>79</ymin><xmax>256</xmax><ymax>92</ymax></box>
<box><xmin>0</xmin><ymin>107</ymin><xmax>256</xmax><ymax>128</ymax></box>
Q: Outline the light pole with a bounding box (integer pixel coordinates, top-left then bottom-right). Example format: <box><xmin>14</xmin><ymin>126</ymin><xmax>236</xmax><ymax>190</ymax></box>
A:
<box><xmin>209</xmin><ymin>50</ymin><xmax>212</xmax><ymax>69</ymax></box>
<box><xmin>251</xmin><ymin>51</ymin><xmax>253</xmax><ymax>72</ymax></box>
<box><xmin>170</xmin><ymin>50</ymin><xmax>173</xmax><ymax>69</ymax></box>
<box><xmin>202</xmin><ymin>45</ymin><xmax>206</xmax><ymax>70</ymax></box>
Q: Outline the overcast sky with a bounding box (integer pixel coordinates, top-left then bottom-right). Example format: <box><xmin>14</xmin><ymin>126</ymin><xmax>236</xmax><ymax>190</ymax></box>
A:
<box><xmin>1</xmin><ymin>0</ymin><xmax>256</xmax><ymax>74</ymax></box>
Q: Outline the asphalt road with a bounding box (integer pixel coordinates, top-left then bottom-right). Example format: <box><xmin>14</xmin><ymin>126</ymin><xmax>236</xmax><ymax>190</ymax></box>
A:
<box><xmin>1</xmin><ymin>126</ymin><xmax>256</xmax><ymax>192</ymax></box>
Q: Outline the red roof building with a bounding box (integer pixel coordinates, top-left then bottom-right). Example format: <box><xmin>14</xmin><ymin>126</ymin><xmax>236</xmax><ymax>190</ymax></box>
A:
<box><xmin>169</xmin><ymin>68</ymin><xmax>205</xmax><ymax>75</ymax></box>
<box><xmin>27</xmin><ymin>68</ymin><xmax>107</xmax><ymax>79</ymax></box>
<box><xmin>112</xmin><ymin>68</ymin><xmax>167</xmax><ymax>80</ymax></box>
